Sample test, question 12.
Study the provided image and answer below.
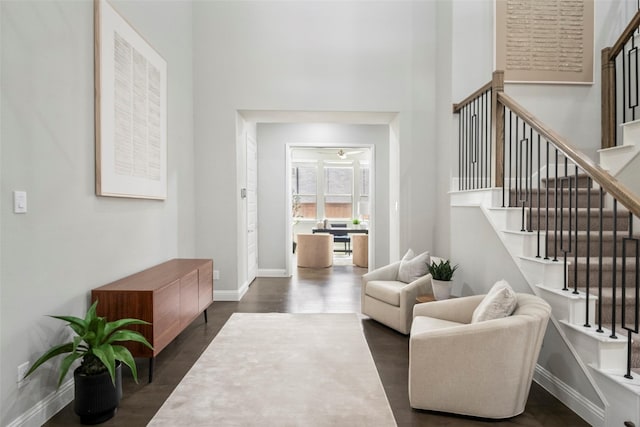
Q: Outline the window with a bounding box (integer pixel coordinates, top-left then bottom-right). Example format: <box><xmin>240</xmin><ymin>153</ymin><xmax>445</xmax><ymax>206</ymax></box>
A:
<box><xmin>292</xmin><ymin>164</ymin><xmax>317</xmax><ymax>219</ymax></box>
<box><xmin>324</xmin><ymin>166</ymin><xmax>352</xmax><ymax>219</ymax></box>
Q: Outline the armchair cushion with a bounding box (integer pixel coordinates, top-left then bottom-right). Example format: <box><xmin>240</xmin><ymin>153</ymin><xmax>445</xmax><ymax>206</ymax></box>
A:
<box><xmin>364</xmin><ymin>280</ymin><xmax>405</xmax><ymax>306</ymax></box>
<box><xmin>471</xmin><ymin>279</ymin><xmax>517</xmax><ymax>323</ymax></box>
<box><xmin>398</xmin><ymin>249</ymin><xmax>430</xmax><ymax>283</ymax></box>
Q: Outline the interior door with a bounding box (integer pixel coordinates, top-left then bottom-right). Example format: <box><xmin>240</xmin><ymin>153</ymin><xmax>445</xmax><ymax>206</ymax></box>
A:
<box><xmin>246</xmin><ymin>134</ymin><xmax>258</xmax><ymax>285</ymax></box>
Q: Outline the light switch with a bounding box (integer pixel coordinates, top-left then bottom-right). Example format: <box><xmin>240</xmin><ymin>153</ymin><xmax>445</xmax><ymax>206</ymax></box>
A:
<box><xmin>13</xmin><ymin>191</ymin><xmax>27</xmax><ymax>214</ymax></box>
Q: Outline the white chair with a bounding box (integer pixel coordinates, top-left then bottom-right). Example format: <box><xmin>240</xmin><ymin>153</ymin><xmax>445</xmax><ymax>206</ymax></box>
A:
<box><xmin>361</xmin><ymin>254</ymin><xmax>440</xmax><ymax>334</ymax></box>
<box><xmin>409</xmin><ymin>292</ymin><xmax>551</xmax><ymax>419</ymax></box>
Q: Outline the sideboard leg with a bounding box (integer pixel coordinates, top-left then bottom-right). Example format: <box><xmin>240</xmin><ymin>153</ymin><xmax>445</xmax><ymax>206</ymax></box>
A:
<box><xmin>204</xmin><ymin>308</ymin><xmax>208</xmax><ymax>323</ymax></box>
<box><xmin>148</xmin><ymin>357</ymin><xmax>154</xmax><ymax>383</ymax></box>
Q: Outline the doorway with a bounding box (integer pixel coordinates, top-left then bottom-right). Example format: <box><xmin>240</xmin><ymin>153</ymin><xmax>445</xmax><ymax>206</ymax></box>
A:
<box><xmin>287</xmin><ymin>144</ymin><xmax>375</xmax><ymax>274</ymax></box>
<box><xmin>237</xmin><ymin>111</ymin><xmax>398</xmax><ymax>291</ymax></box>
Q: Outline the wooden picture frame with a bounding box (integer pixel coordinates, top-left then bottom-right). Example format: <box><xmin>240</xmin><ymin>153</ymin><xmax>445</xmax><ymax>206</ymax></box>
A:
<box><xmin>94</xmin><ymin>0</ymin><xmax>168</xmax><ymax>199</ymax></box>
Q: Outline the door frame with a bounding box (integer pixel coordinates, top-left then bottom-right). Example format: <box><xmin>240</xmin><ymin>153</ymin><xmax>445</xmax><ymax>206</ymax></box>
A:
<box><xmin>285</xmin><ymin>143</ymin><xmax>375</xmax><ymax>276</ymax></box>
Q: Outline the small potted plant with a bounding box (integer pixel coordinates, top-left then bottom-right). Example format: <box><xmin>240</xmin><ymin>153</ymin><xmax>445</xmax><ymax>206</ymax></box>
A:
<box><xmin>428</xmin><ymin>259</ymin><xmax>458</xmax><ymax>300</ymax></box>
<box><xmin>24</xmin><ymin>300</ymin><xmax>152</xmax><ymax>424</ymax></box>
<box><xmin>352</xmin><ymin>218</ymin><xmax>361</xmax><ymax>229</ymax></box>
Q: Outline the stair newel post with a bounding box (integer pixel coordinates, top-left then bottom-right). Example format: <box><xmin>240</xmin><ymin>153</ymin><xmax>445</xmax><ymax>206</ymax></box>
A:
<box><xmin>601</xmin><ymin>47</ymin><xmax>616</xmax><ymax>149</ymax></box>
<box><xmin>491</xmin><ymin>71</ymin><xmax>505</xmax><ymax>188</ymax></box>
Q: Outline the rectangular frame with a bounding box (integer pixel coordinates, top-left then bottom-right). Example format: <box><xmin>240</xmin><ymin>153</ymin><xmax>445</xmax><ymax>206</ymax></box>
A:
<box><xmin>95</xmin><ymin>0</ymin><xmax>167</xmax><ymax>199</ymax></box>
<box><xmin>496</xmin><ymin>0</ymin><xmax>594</xmax><ymax>84</ymax></box>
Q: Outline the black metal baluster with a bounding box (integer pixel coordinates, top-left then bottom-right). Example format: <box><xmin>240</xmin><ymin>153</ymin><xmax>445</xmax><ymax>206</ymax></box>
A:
<box><xmin>536</xmin><ymin>135</ymin><xmax>541</xmax><ymax>258</ymax></box>
<box><xmin>624</xmin><ymin>41</ymin><xmax>628</xmax><ymax>127</ymax></box>
<box><xmin>528</xmin><ymin>127</ymin><xmax>533</xmax><ymax>232</ymax></box>
<box><xmin>458</xmin><ymin>105</ymin><xmax>462</xmax><ymax>190</ymax></box>
<box><xmin>472</xmin><ymin>99</ymin><xmax>478</xmax><ymax>189</ymax></box>
<box><xmin>573</xmin><ymin>166</ymin><xmax>579</xmax><ymax>294</ymax></box>
<box><xmin>486</xmin><ymin>90</ymin><xmax>490</xmax><ymax>187</ymax></box>
<box><xmin>597</xmin><ymin>187</ymin><xmax>604</xmax><ymax>333</ymax></box>
<box><xmin>502</xmin><ymin>104</ymin><xmax>506</xmax><ymax>207</ymax></box>
<box><xmin>545</xmin><ymin>141</ymin><xmax>550</xmax><ymax>260</ymax></box>
<box><xmin>509</xmin><ymin>111</ymin><xmax>513</xmax><ymax>207</ymax></box>
<box><xmin>561</xmin><ymin>158</ymin><xmax>570</xmax><ymax>291</ymax></box>
<box><xmin>611</xmin><ymin>199</ymin><xmax>618</xmax><ymax>339</ymax></box>
<box><xmin>622</xmin><ymin>212</ymin><xmax>637</xmax><ymax>379</ymax></box>
<box><xmin>553</xmin><ymin>149</ymin><xmax>559</xmax><ymax>262</ymax></box>
<box><xmin>585</xmin><ymin>177</ymin><xmax>592</xmax><ymax>327</ymax></box>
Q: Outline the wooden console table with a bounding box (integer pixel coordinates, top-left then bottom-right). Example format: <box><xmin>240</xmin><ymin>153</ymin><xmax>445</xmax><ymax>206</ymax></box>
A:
<box><xmin>91</xmin><ymin>258</ymin><xmax>214</xmax><ymax>382</ymax></box>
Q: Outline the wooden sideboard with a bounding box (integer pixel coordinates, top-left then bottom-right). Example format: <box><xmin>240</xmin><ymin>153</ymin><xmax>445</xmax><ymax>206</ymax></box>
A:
<box><xmin>91</xmin><ymin>258</ymin><xmax>214</xmax><ymax>382</ymax></box>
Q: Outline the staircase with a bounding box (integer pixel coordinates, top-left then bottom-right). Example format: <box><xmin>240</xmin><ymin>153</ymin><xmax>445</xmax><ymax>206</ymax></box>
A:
<box><xmin>501</xmin><ymin>148</ymin><xmax>640</xmax><ymax>426</ymax></box>
<box><xmin>452</xmin><ymin>67</ymin><xmax>640</xmax><ymax>425</ymax></box>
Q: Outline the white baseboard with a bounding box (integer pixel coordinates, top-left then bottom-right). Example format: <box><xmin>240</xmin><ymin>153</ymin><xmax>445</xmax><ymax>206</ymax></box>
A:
<box><xmin>257</xmin><ymin>268</ymin><xmax>288</xmax><ymax>277</ymax></box>
<box><xmin>7</xmin><ymin>379</ymin><xmax>74</xmax><ymax>427</ymax></box>
<box><xmin>534</xmin><ymin>364</ymin><xmax>605</xmax><ymax>427</ymax></box>
<box><xmin>214</xmin><ymin>286</ymin><xmax>248</xmax><ymax>301</ymax></box>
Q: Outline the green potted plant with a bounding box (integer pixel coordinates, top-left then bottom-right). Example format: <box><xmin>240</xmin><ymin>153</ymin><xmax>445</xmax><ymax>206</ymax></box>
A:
<box><xmin>352</xmin><ymin>218</ymin><xmax>361</xmax><ymax>229</ymax></box>
<box><xmin>428</xmin><ymin>259</ymin><xmax>458</xmax><ymax>300</ymax></box>
<box><xmin>24</xmin><ymin>300</ymin><xmax>152</xmax><ymax>424</ymax></box>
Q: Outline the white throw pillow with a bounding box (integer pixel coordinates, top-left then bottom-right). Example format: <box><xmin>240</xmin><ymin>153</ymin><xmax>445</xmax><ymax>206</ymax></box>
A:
<box><xmin>471</xmin><ymin>280</ymin><xmax>517</xmax><ymax>323</ymax></box>
<box><xmin>397</xmin><ymin>249</ymin><xmax>430</xmax><ymax>283</ymax></box>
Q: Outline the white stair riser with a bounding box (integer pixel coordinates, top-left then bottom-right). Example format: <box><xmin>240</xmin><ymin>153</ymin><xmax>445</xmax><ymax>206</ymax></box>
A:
<box><xmin>487</xmin><ymin>208</ymin><xmax>528</xmax><ymax>233</ymax></box>
<box><xmin>537</xmin><ymin>286</ymin><xmax>596</xmax><ymax>325</ymax></box>
<box><xmin>502</xmin><ymin>231</ymin><xmax>544</xmax><ymax>258</ymax></box>
<box><xmin>520</xmin><ymin>257</ymin><xmax>566</xmax><ymax>290</ymax></box>
<box><xmin>598</xmin><ymin>144</ymin><xmax>637</xmax><ymax>174</ymax></box>
<box><xmin>622</xmin><ymin>118</ymin><xmax>640</xmax><ymax>146</ymax></box>
<box><xmin>590</xmin><ymin>367</ymin><xmax>640</xmax><ymax>427</ymax></box>
<box><xmin>562</xmin><ymin>324</ymin><xmax>627</xmax><ymax>371</ymax></box>
<box><xmin>450</xmin><ymin>188</ymin><xmax>502</xmax><ymax>207</ymax></box>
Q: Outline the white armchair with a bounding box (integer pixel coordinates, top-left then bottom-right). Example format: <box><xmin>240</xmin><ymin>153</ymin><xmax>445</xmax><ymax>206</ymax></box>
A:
<box><xmin>361</xmin><ymin>255</ymin><xmax>440</xmax><ymax>334</ymax></box>
<box><xmin>408</xmin><ymin>293</ymin><xmax>551</xmax><ymax>419</ymax></box>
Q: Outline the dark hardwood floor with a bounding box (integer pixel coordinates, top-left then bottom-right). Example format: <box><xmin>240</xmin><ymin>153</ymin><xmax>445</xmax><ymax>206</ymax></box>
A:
<box><xmin>45</xmin><ymin>263</ymin><xmax>589</xmax><ymax>427</ymax></box>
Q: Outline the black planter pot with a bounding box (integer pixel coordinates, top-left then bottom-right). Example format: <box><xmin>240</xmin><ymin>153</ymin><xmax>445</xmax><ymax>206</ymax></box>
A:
<box><xmin>73</xmin><ymin>362</ymin><xmax>123</xmax><ymax>425</ymax></box>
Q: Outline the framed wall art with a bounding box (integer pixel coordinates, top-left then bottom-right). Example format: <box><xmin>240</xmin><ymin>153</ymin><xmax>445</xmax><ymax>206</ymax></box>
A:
<box><xmin>94</xmin><ymin>0</ymin><xmax>167</xmax><ymax>199</ymax></box>
<box><xmin>496</xmin><ymin>0</ymin><xmax>594</xmax><ymax>84</ymax></box>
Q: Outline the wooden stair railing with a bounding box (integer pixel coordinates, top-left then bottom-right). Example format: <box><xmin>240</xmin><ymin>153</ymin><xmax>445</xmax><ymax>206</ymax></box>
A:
<box><xmin>454</xmin><ymin>71</ymin><xmax>640</xmax><ymax>380</ymax></box>
<box><xmin>602</xmin><ymin>10</ymin><xmax>640</xmax><ymax>149</ymax></box>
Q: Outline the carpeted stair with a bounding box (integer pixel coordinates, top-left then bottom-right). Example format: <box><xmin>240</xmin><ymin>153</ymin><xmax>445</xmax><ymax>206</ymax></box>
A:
<box><xmin>512</xmin><ymin>175</ymin><xmax>640</xmax><ymax>371</ymax></box>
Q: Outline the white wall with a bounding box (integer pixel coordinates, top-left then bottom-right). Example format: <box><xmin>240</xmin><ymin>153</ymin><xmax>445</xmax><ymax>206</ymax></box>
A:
<box><xmin>194</xmin><ymin>1</ymin><xmax>438</xmax><ymax>295</ymax></box>
<box><xmin>257</xmin><ymin>123</ymin><xmax>390</xmax><ymax>271</ymax></box>
<box><xmin>0</xmin><ymin>1</ymin><xmax>194</xmax><ymax>424</ymax></box>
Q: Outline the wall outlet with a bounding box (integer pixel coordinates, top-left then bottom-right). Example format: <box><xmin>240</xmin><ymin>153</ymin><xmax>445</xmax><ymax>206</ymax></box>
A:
<box><xmin>213</xmin><ymin>270</ymin><xmax>220</xmax><ymax>280</ymax></box>
<box><xmin>17</xmin><ymin>361</ymin><xmax>30</xmax><ymax>388</ymax></box>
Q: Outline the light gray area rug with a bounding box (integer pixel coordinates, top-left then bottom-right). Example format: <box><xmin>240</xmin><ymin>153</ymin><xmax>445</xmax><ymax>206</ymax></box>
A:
<box><xmin>148</xmin><ymin>313</ymin><xmax>397</xmax><ymax>427</ymax></box>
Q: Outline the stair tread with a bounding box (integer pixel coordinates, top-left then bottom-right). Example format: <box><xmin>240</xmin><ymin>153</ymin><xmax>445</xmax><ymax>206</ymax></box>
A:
<box><xmin>579</xmin><ymin>286</ymin><xmax>638</xmax><ymax>299</ymax></box>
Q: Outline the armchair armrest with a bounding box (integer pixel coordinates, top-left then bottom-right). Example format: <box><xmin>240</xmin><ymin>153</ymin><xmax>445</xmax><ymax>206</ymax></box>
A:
<box><xmin>413</xmin><ymin>295</ymin><xmax>485</xmax><ymax>324</ymax></box>
<box><xmin>400</xmin><ymin>274</ymin><xmax>433</xmax><ymax>307</ymax></box>
<box><xmin>362</xmin><ymin>261</ymin><xmax>401</xmax><ymax>283</ymax></box>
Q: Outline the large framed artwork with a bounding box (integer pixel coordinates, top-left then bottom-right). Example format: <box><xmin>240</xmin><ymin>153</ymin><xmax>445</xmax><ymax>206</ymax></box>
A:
<box><xmin>496</xmin><ymin>0</ymin><xmax>594</xmax><ymax>84</ymax></box>
<box><xmin>94</xmin><ymin>0</ymin><xmax>167</xmax><ymax>199</ymax></box>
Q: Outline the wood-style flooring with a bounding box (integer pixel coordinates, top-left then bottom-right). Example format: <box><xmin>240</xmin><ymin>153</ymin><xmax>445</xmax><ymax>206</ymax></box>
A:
<box><xmin>45</xmin><ymin>263</ymin><xmax>590</xmax><ymax>427</ymax></box>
